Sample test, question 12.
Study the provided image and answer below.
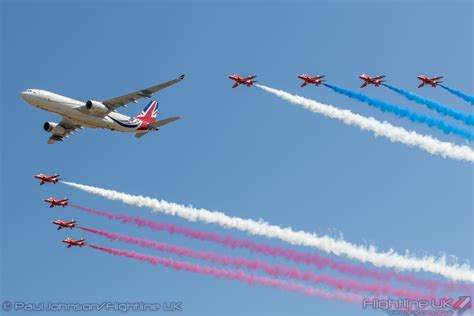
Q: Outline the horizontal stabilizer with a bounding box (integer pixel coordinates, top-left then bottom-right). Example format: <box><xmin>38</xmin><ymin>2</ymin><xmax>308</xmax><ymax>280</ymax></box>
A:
<box><xmin>135</xmin><ymin>117</ymin><xmax>181</xmax><ymax>139</ymax></box>
<box><xmin>135</xmin><ymin>132</ymin><xmax>148</xmax><ymax>139</ymax></box>
<box><xmin>150</xmin><ymin>116</ymin><xmax>181</xmax><ymax>128</ymax></box>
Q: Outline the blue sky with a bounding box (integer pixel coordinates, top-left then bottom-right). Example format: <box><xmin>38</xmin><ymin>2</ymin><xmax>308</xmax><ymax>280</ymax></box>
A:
<box><xmin>1</xmin><ymin>1</ymin><xmax>472</xmax><ymax>315</ymax></box>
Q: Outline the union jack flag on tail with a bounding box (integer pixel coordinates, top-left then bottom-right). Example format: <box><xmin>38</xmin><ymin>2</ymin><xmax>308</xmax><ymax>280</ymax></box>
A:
<box><xmin>135</xmin><ymin>100</ymin><xmax>159</xmax><ymax>124</ymax></box>
<box><xmin>134</xmin><ymin>100</ymin><xmax>181</xmax><ymax>139</ymax></box>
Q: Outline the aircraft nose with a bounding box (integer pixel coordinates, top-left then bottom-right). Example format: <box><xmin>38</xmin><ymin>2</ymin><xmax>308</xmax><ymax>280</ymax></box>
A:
<box><xmin>21</xmin><ymin>90</ymin><xmax>33</xmax><ymax>103</ymax></box>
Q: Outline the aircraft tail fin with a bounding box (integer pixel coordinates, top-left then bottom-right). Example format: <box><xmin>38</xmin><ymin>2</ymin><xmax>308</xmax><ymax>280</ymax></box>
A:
<box><xmin>135</xmin><ymin>101</ymin><xmax>159</xmax><ymax>124</ymax></box>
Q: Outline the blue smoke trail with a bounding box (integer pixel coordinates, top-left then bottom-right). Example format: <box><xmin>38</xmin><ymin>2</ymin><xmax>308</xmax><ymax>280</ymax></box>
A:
<box><xmin>440</xmin><ymin>85</ymin><xmax>474</xmax><ymax>106</ymax></box>
<box><xmin>323</xmin><ymin>83</ymin><xmax>474</xmax><ymax>141</ymax></box>
<box><xmin>383</xmin><ymin>84</ymin><xmax>474</xmax><ymax>126</ymax></box>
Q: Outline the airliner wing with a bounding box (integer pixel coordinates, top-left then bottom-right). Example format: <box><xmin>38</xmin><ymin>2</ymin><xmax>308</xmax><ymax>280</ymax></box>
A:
<box><xmin>47</xmin><ymin>117</ymin><xmax>82</xmax><ymax>144</ymax></box>
<box><xmin>102</xmin><ymin>74</ymin><xmax>185</xmax><ymax>111</ymax></box>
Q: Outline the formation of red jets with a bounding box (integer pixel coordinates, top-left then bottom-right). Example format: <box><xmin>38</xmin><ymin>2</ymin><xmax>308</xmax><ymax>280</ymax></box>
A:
<box><xmin>34</xmin><ymin>72</ymin><xmax>442</xmax><ymax>249</ymax></box>
<box><xmin>228</xmin><ymin>74</ymin><xmax>444</xmax><ymax>89</ymax></box>
<box><xmin>35</xmin><ymin>173</ymin><xmax>85</xmax><ymax>248</ymax></box>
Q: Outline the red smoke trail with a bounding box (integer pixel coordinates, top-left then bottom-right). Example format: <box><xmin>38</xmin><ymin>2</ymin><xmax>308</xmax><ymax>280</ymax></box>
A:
<box><xmin>80</xmin><ymin>226</ymin><xmax>431</xmax><ymax>299</ymax></box>
<box><xmin>87</xmin><ymin>244</ymin><xmax>363</xmax><ymax>304</ymax></box>
<box><xmin>70</xmin><ymin>205</ymin><xmax>471</xmax><ymax>293</ymax></box>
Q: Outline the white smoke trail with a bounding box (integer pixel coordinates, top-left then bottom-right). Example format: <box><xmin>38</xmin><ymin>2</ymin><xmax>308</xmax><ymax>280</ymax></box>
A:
<box><xmin>62</xmin><ymin>181</ymin><xmax>474</xmax><ymax>282</ymax></box>
<box><xmin>256</xmin><ymin>84</ymin><xmax>474</xmax><ymax>163</ymax></box>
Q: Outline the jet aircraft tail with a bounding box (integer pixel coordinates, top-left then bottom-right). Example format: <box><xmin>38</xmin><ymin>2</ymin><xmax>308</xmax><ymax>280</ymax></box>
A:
<box><xmin>135</xmin><ymin>101</ymin><xmax>159</xmax><ymax>124</ymax></box>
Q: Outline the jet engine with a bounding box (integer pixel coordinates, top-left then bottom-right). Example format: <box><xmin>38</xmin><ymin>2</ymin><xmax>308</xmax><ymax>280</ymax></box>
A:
<box><xmin>43</xmin><ymin>122</ymin><xmax>66</xmax><ymax>135</ymax></box>
<box><xmin>85</xmin><ymin>100</ymin><xmax>108</xmax><ymax>115</ymax></box>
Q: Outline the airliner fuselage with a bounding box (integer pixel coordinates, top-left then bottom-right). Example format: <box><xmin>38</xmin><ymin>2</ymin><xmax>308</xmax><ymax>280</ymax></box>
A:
<box><xmin>21</xmin><ymin>89</ymin><xmax>142</xmax><ymax>132</ymax></box>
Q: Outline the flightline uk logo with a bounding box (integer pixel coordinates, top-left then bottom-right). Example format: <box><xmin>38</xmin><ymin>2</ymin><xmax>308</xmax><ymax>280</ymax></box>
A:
<box><xmin>362</xmin><ymin>296</ymin><xmax>472</xmax><ymax>315</ymax></box>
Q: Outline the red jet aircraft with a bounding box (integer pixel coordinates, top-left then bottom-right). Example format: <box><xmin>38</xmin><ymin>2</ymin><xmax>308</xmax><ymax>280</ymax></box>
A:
<box><xmin>228</xmin><ymin>74</ymin><xmax>257</xmax><ymax>88</ymax></box>
<box><xmin>44</xmin><ymin>197</ymin><xmax>69</xmax><ymax>208</ymax></box>
<box><xmin>417</xmin><ymin>75</ymin><xmax>443</xmax><ymax>88</ymax></box>
<box><xmin>298</xmin><ymin>74</ymin><xmax>326</xmax><ymax>87</ymax></box>
<box><xmin>359</xmin><ymin>74</ymin><xmax>386</xmax><ymax>88</ymax></box>
<box><xmin>62</xmin><ymin>237</ymin><xmax>85</xmax><ymax>248</ymax></box>
<box><xmin>34</xmin><ymin>173</ymin><xmax>60</xmax><ymax>185</ymax></box>
<box><xmin>53</xmin><ymin>219</ymin><xmax>76</xmax><ymax>230</ymax></box>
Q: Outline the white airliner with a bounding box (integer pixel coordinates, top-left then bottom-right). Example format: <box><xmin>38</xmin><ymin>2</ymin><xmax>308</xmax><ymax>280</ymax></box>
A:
<box><xmin>21</xmin><ymin>74</ymin><xmax>185</xmax><ymax>143</ymax></box>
